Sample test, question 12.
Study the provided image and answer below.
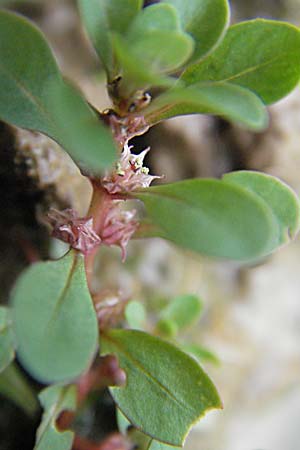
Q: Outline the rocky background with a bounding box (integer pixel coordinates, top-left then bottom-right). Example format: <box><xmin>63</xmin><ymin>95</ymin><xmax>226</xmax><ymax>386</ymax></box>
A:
<box><xmin>1</xmin><ymin>1</ymin><xmax>300</xmax><ymax>449</ymax></box>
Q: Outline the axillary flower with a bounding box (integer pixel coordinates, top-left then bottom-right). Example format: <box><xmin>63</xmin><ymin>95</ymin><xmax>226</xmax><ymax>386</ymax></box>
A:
<box><xmin>102</xmin><ymin>143</ymin><xmax>161</xmax><ymax>194</ymax></box>
<box><xmin>47</xmin><ymin>144</ymin><xmax>160</xmax><ymax>260</ymax></box>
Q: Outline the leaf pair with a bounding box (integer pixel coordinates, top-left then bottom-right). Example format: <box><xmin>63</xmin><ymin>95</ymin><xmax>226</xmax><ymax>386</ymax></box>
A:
<box><xmin>134</xmin><ymin>171</ymin><xmax>300</xmax><ymax>261</ymax></box>
<box><xmin>78</xmin><ymin>0</ymin><xmax>229</xmax><ymax>101</ymax></box>
<box><xmin>0</xmin><ymin>10</ymin><xmax>116</xmax><ymax>173</ymax></box>
<box><xmin>147</xmin><ymin>19</ymin><xmax>300</xmax><ymax>130</ymax></box>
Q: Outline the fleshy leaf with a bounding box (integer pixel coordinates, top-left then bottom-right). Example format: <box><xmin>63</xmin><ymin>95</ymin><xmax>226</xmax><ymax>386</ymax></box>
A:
<box><xmin>78</xmin><ymin>0</ymin><xmax>143</xmax><ymax>78</ymax></box>
<box><xmin>112</xmin><ymin>35</ymin><xmax>175</xmax><ymax>95</ymax></box>
<box><xmin>12</xmin><ymin>250</ymin><xmax>98</xmax><ymax>383</ymax></box>
<box><xmin>183</xmin><ymin>19</ymin><xmax>300</xmax><ymax>104</ymax></box>
<box><xmin>145</xmin><ymin>82</ymin><xmax>268</xmax><ymax>130</ymax></box>
<box><xmin>0</xmin><ymin>306</ymin><xmax>15</xmax><ymax>373</ymax></box>
<box><xmin>134</xmin><ymin>178</ymin><xmax>279</xmax><ymax>261</ymax></box>
<box><xmin>125</xmin><ymin>301</ymin><xmax>146</xmax><ymax>330</ymax></box>
<box><xmin>0</xmin><ymin>363</ymin><xmax>39</xmax><ymax>416</ymax></box>
<box><xmin>0</xmin><ymin>10</ymin><xmax>116</xmax><ymax>172</ymax></box>
<box><xmin>163</xmin><ymin>0</ymin><xmax>230</xmax><ymax>63</ymax></box>
<box><xmin>101</xmin><ymin>329</ymin><xmax>222</xmax><ymax>446</ymax></box>
<box><xmin>157</xmin><ymin>294</ymin><xmax>203</xmax><ymax>332</ymax></box>
<box><xmin>127</xmin><ymin>3</ymin><xmax>182</xmax><ymax>38</ymax></box>
<box><xmin>35</xmin><ymin>384</ymin><xmax>76</xmax><ymax>450</ymax></box>
<box><xmin>223</xmin><ymin>171</ymin><xmax>300</xmax><ymax>251</ymax></box>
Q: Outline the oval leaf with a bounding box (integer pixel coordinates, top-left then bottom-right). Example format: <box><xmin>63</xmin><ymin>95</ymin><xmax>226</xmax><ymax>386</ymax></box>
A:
<box><xmin>145</xmin><ymin>82</ymin><xmax>268</xmax><ymax>130</ymax></box>
<box><xmin>223</xmin><ymin>171</ymin><xmax>300</xmax><ymax>251</ymax></box>
<box><xmin>183</xmin><ymin>19</ymin><xmax>300</xmax><ymax>104</ymax></box>
<box><xmin>125</xmin><ymin>301</ymin><xmax>146</xmax><ymax>330</ymax></box>
<box><xmin>35</xmin><ymin>384</ymin><xmax>76</xmax><ymax>450</ymax></box>
<box><xmin>101</xmin><ymin>329</ymin><xmax>222</xmax><ymax>446</ymax></box>
<box><xmin>78</xmin><ymin>0</ymin><xmax>143</xmax><ymax>78</ymax></box>
<box><xmin>0</xmin><ymin>307</ymin><xmax>15</xmax><ymax>373</ymax></box>
<box><xmin>12</xmin><ymin>251</ymin><xmax>98</xmax><ymax>383</ymax></box>
<box><xmin>158</xmin><ymin>294</ymin><xmax>203</xmax><ymax>331</ymax></box>
<box><xmin>134</xmin><ymin>178</ymin><xmax>279</xmax><ymax>261</ymax></box>
<box><xmin>0</xmin><ymin>10</ymin><xmax>116</xmax><ymax>172</ymax></box>
<box><xmin>164</xmin><ymin>0</ymin><xmax>230</xmax><ymax>63</ymax></box>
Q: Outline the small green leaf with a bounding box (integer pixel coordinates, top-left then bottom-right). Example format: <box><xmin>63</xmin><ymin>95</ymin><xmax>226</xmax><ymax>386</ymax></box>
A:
<box><xmin>183</xmin><ymin>19</ymin><xmax>300</xmax><ymax>104</ymax></box>
<box><xmin>155</xmin><ymin>319</ymin><xmax>178</xmax><ymax>339</ymax></box>
<box><xmin>164</xmin><ymin>0</ymin><xmax>230</xmax><ymax>63</ymax></box>
<box><xmin>145</xmin><ymin>83</ymin><xmax>268</xmax><ymax>130</ymax></box>
<box><xmin>158</xmin><ymin>294</ymin><xmax>203</xmax><ymax>331</ymax></box>
<box><xmin>182</xmin><ymin>343</ymin><xmax>220</xmax><ymax>366</ymax></box>
<box><xmin>223</xmin><ymin>171</ymin><xmax>300</xmax><ymax>251</ymax></box>
<box><xmin>78</xmin><ymin>0</ymin><xmax>143</xmax><ymax>78</ymax></box>
<box><xmin>0</xmin><ymin>10</ymin><xmax>116</xmax><ymax>172</ymax></box>
<box><xmin>125</xmin><ymin>301</ymin><xmax>146</xmax><ymax>330</ymax></box>
<box><xmin>101</xmin><ymin>329</ymin><xmax>222</xmax><ymax>446</ymax></box>
<box><xmin>35</xmin><ymin>384</ymin><xmax>76</xmax><ymax>450</ymax></box>
<box><xmin>0</xmin><ymin>306</ymin><xmax>15</xmax><ymax>373</ymax></box>
<box><xmin>134</xmin><ymin>178</ymin><xmax>279</xmax><ymax>261</ymax></box>
<box><xmin>112</xmin><ymin>35</ymin><xmax>175</xmax><ymax>95</ymax></box>
<box><xmin>127</xmin><ymin>3</ymin><xmax>181</xmax><ymax>38</ymax></box>
<box><xmin>12</xmin><ymin>251</ymin><xmax>98</xmax><ymax>383</ymax></box>
<box><xmin>0</xmin><ymin>363</ymin><xmax>39</xmax><ymax>416</ymax></box>
<box><xmin>148</xmin><ymin>440</ymin><xmax>180</xmax><ymax>450</ymax></box>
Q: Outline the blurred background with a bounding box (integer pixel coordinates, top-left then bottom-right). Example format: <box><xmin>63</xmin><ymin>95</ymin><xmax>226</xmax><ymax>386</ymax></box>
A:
<box><xmin>1</xmin><ymin>1</ymin><xmax>300</xmax><ymax>449</ymax></box>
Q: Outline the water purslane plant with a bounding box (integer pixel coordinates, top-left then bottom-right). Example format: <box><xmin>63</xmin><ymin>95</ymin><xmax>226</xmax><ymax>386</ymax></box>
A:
<box><xmin>1</xmin><ymin>1</ymin><xmax>300</xmax><ymax>449</ymax></box>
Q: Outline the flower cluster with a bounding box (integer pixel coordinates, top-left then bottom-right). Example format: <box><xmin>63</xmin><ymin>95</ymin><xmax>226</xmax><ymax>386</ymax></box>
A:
<box><xmin>47</xmin><ymin>208</ymin><xmax>101</xmax><ymax>255</ymax></box>
<box><xmin>102</xmin><ymin>143</ymin><xmax>160</xmax><ymax>194</ymax></box>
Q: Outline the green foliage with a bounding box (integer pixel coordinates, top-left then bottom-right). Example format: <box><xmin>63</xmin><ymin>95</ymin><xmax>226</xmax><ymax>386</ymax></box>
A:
<box><xmin>223</xmin><ymin>171</ymin><xmax>300</xmax><ymax>253</ymax></box>
<box><xmin>182</xmin><ymin>344</ymin><xmax>220</xmax><ymax>366</ymax></box>
<box><xmin>0</xmin><ymin>364</ymin><xmax>39</xmax><ymax>416</ymax></box>
<box><xmin>157</xmin><ymin>294</ymin><xmax>203</xmax><ymax>337</ymax></box>
<box><xmin>0</xmin><ymin>307</ymin><xmax>15</xmax><ymax>373</ymax></box>
<box><xmin>35</xmin><ymin>384</ymin><xmax>76</xmax><ymax>450</ymax></box>
<box><xmin>78</xmin><ymin>0</ymin><xmax>143</xmax><ymax>79</ymax></box>
<box><xmin>0</xmin><ymin>10</ymin><xmax>116</xmax><ymax>172</ymax></box>
<box><xmin>101</xmin><ymin>329</ymin><xmax>222</xmax><ymax>446</ymax></box>
<box><xmin>135</xmin><ymin>177</ymin><xmax>285</xmax><ymax>260</ymax></box>
<box><xmin>183</xmin><ymin>19</ymin><xmax>300</xmax><ymax>104</ymax></box>
<box><xmin>145</xmin><ymin>82</ymin><xmax>268</xmax><ymax>130</ymax></box>
<box><xmin>12</xmin><ymin>251</ymin><xmax>98</xmax><ymax>383</ymax></box>
<box><xmin>163</xmin><ymin>0</ymin><xmax>230</xmax><ymax>63</ymax></box>
<box><xmin>125</xmin><ymin>301</ymin><xmax>146</xmax><ymax>330</ymax></box>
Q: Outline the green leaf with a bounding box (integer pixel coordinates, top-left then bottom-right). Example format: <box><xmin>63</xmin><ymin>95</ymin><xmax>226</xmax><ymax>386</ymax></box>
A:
<box><xmin>148</xmin><ymin>440</ymin><xmax>180</xmax><ymax>450</ymax></box>
<box><xmin>183</xmin><ymin>19</ymin><xmax>300</xmax><ymax>104</ymax></box>
<box><xmin>182</xmin><ymin>343</ymin><xmax>220</xmax><ymax>366</ymax></box>
<box><xmin>78</xmin><ymin>0</ymin><xmax>143</xmax><ymax>78</ymax></box>
<box><xmin>112</xmin><ymin>35</ymin><xmax>175</xmax><ymax>95</ymax></box>
<box><xmin>101</xmin><ymin>329</ymin><xmax>222</xmax><ymax>446</ymax></box>
<box><xmin>127</xmin><ymin>3</ymin><xmax>182</xmax><ymax>38</ymax></box>
<box><xmin>0</xmin><ymin>10</ymin><xmax>116</xmax><ymax>172</ymax></box>
<box><xmin>134</xmin><ymin>178</ymin><xmax>279</xmax><ymax>261</ymax></box>
<box><xmin>125</xmin><ymin>301</ymin><xmax>146</xmax><ymax>330</ymax></box>
<box><xmin>0</xmin><ymin>363</ymin><xmax>39</xmax><ymax>416</ymax></box>
<box><xmin>0</xmin><ymin>306</ymin><xmax>15</xmax><ymax>373</ymax></box>
<box><xmin>164</xmin><ymin>0</ymin><xmax>230</xmax><ymax>63</ymax></box>
<box><xmin>223</xmin><ymin>171</ymin><xmax>300</xmax><ymax>252</ymax></box>
<box><xmin>12</xmin><ymin>250</ymin><xmax>98</xmax><ymax>383</ymax></box>
<box><xmin>158</xmin><ymin>294</ymin><xmax>203</xmax><ymax>331</ymax></box>
<box><xmin>145</xmin><ymin>82</ymin><xmax>268</xmax><ymax>130</ymax></box>
<box><xmin>35</xmin><ymin>384</ymin><xmax>76</xmax><ymax>450</ymax></box>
